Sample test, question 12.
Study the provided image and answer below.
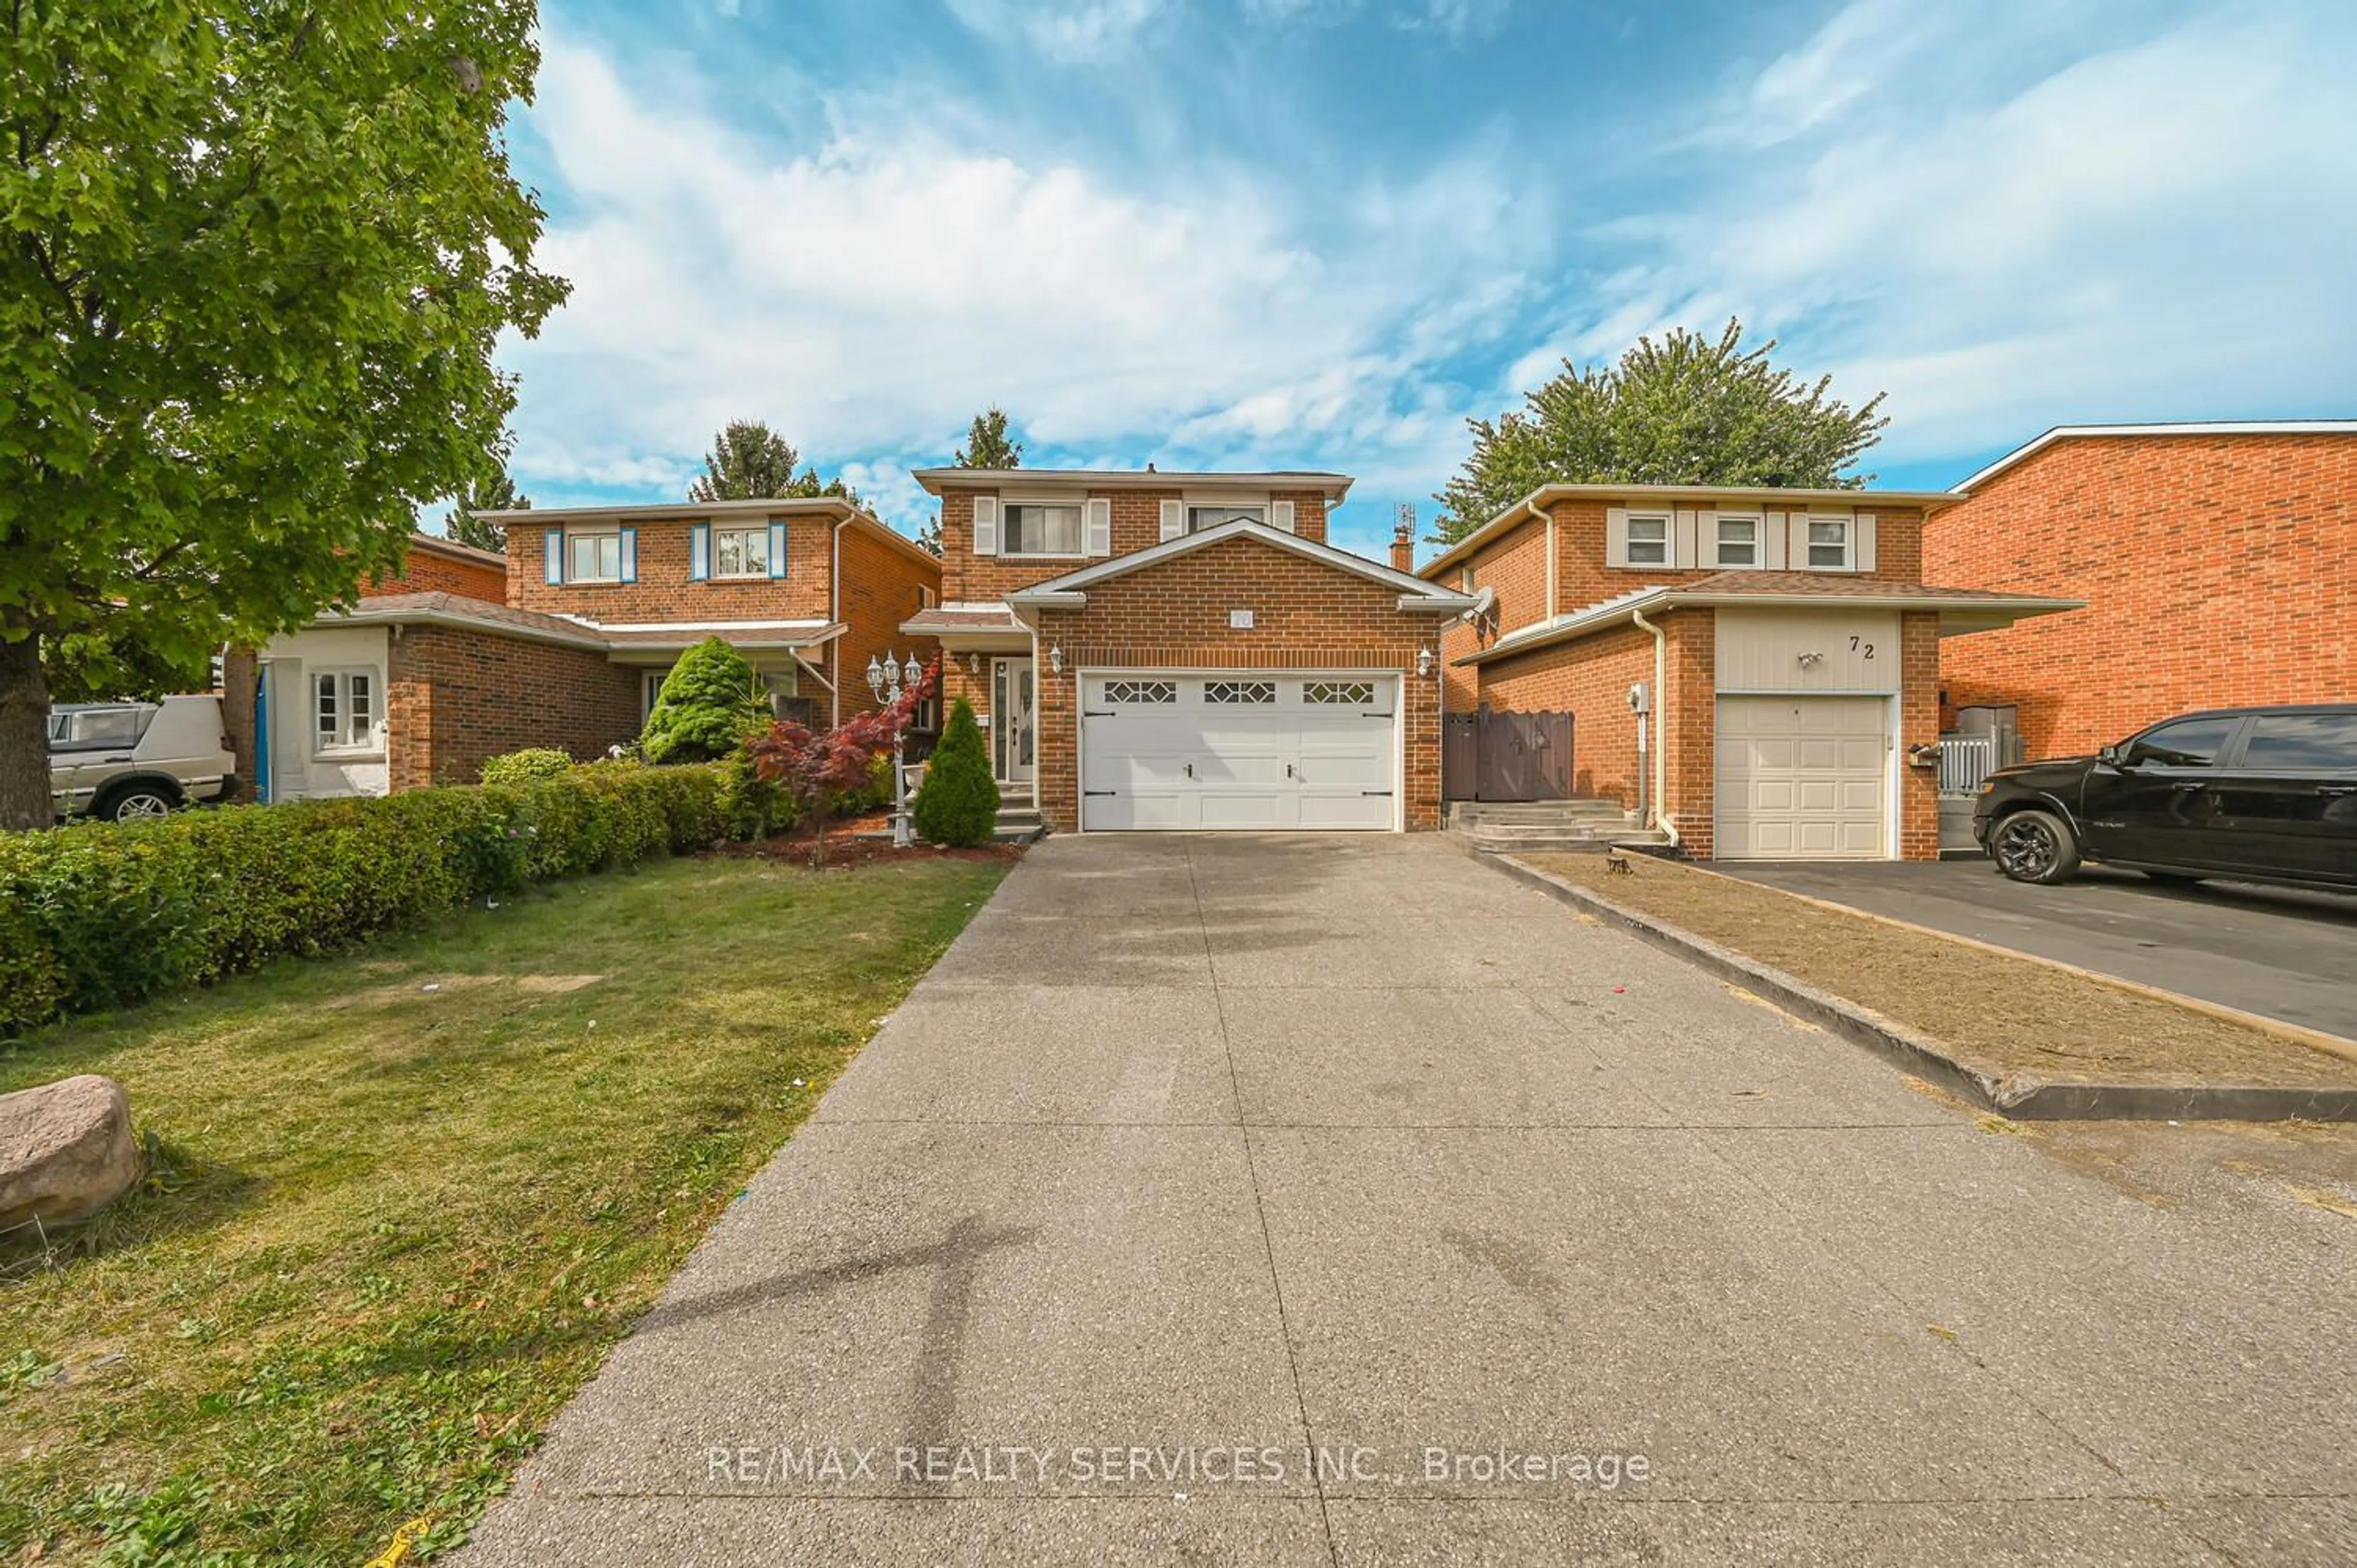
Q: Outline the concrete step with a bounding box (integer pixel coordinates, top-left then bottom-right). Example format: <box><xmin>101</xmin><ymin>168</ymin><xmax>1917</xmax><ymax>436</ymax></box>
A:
<box><xmin>1447</xmin><ymin>801</ymin><xmax>1639</xmax><ymax>829</ymax></box>
<box><xmin>1448</xmin><ymin>824</ymin><xmax>1673</xmax><ymax>855</ymax></box>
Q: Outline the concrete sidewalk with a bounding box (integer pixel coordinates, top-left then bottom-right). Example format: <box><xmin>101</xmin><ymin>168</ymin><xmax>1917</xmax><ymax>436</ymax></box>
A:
<box><xmin>456</xmin><ymin>835</ymin><xmax>2357</xmax><ymax>1566</ymax></box>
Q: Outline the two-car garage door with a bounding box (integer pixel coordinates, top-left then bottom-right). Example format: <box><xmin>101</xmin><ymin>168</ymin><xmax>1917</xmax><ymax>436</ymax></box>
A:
<box><xmin>1715</xmin><ymin>695</ymin><xmax>1889</xmax><ymax>860</ymax></box>
<box><xmin>1080</xmin><ymin>673</ymin><xmax>1398</xmax><ymax>831</ymax></box>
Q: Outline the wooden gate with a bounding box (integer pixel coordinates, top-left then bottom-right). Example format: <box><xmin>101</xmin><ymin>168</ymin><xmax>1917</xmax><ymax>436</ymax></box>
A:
<box><xmin>1444</xmin><ymin>706</ymin><xmax>1573</xmax><ymax>801</ymax></box>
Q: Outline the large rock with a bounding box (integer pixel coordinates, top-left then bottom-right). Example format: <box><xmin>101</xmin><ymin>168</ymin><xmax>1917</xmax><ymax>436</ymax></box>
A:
<box><xmin>0</xmin><ymin>1075</ymin><xmax>139</xmax><ymax>1232</ymax></box>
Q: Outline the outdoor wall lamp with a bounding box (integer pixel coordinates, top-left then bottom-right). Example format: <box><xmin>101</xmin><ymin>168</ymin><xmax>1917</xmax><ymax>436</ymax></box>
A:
<box><xmin>966</xmin><ymin>651</ymin><xmax>981</xmax><ymax>676</ymax></box>
<box><xmin>1417</xmin><ymin>646</ymin><xmax>1436</xmax><ymax>678</ymax></box>
<box><xmin>1048</xmin><ymin>643</ymin><xmax>1065</xmax><ymax>675</ymax></box>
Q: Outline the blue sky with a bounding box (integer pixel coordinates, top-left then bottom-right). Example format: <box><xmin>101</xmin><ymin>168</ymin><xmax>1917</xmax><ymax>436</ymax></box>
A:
<box><xmin>487</xmin><ymin>0</ymin><xmax>2357</xmax><ymax>561</ymax></box>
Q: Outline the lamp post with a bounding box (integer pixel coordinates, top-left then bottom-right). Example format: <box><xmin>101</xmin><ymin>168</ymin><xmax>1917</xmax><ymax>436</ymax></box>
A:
<box><xmin>865</xmin><ymin>651</ymin><xmax>925</xmax><ymax>849</ymax></box>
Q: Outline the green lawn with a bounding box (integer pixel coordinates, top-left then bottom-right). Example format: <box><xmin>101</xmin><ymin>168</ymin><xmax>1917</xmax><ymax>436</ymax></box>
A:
<box><xmin>0</xmin><ymin>853</ymin><xmax>1008</xmax><ymax>1565</ymax></box>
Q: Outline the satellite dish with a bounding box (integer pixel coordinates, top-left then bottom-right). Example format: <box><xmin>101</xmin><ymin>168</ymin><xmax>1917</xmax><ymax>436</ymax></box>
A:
<box><xmin>1463</xmin><ymin>584</ymin><xmax>1496</xmax><ymax>622</ymax></box>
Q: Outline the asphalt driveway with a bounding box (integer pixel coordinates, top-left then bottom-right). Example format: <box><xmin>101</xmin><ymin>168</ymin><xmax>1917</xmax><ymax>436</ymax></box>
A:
<box><xmin>458</xmin><ymin>835</ymin><xmax>2357</xmax><ymax>1566</ymax></box>
<box><xmin>1717</xmin><ymin>857</ymin><xmax>2357</xmax><ymax>1042</ymax></box>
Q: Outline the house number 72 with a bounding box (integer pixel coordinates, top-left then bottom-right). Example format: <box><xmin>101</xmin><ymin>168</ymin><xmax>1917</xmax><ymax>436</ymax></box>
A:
<box><xmin>1849</xmin><ymin>635</ymin><xmax>1875</xmax><ymax>658</ymax></box>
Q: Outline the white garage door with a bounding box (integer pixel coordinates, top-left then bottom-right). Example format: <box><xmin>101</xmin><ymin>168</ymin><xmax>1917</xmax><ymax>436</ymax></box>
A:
<box><xmin>1715</xmin><ymin>695</ymin><xmax>1889</xmax><ymax>860</ymax></box>
<box><xmin>1080</xmin><ymin>673</ymin><xmax>1398</xmax><ymax>831</ymax></box>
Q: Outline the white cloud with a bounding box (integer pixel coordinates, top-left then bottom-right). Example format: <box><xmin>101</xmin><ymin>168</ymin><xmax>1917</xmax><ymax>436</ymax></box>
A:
<box><xmin>1395</xmin><ymin>0</ymin><xmax>1513</xmax><ymax>47</ymax></box>
<box><xmin>1571</xmin><ymin>7</ymin><xmax>2357</xmax><ymax>469</ymax></box>
<box><xmin>943</xmin><ymin>0</ymin><xmax>1167</xmax><ymax>63</ymax></box>
<box><xmin>502</xmin><ymin>33</ymin><xmax>1525</xmax><ymax>525</ymax></box>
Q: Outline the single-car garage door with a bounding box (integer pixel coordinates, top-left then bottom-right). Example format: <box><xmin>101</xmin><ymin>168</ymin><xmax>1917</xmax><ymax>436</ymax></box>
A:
<box><xmin>1080</xmin><ymin>673</ymin><xmax>1398</xmax><ymax>831</ymax></box>
<box><xmin>1715</xmin><ymin>695</ymin><xmax>1889</xmax><ymax>860</ymax></box>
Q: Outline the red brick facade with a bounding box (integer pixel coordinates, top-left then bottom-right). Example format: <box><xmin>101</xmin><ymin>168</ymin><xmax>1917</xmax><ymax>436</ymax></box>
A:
<box><xmin>1427</xmin><ymin>490</ymin><xmax>1960</xmax><ymax>860</ymax></box>
<box><xmin>360</xmin><ymin>536</ymin><xmax>509</xmax><ymax>604</ymax></box>
<box><xmin>385</xmin><ymin>627</ymin><xmax>644</xmax><ymax>790</ymax></box>
<box><xmin>1924</xmin><ymin>432</ymin><xmax>2357</xmax><ymax>758</ymax></box>
<box><xmin>1024</xmin><ymin>534</ymin><xmax>1448</xmax><ymax>832</ymax></box>
<box><xmin>937</xmin><ymin>487</ymin><xmax>1333</xmax><ymax>604</ymax></box>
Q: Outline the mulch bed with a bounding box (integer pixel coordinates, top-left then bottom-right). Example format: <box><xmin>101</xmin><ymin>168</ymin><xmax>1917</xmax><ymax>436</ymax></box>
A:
<box><xmin>1522</xmin><ymin>852</ymin><xmax>2357</xmax><ymax>1092</ymax></box>
<box><xmin>708</xmin><ymin>811</ymin><xmax>1028</xmax><ymax>870</ymax></box>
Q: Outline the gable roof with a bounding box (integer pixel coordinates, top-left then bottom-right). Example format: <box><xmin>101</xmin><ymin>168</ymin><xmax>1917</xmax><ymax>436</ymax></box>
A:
<box><xmin>1955</xmin><ymin>421</ymin><xmax>2357</xmax><ymax>492</ymax></box>
<box><xmin>1418</xmin><ymin>482</ymin><xmax>1959</xmax><ymax>581</ymax></box>
<box><xmin>314</xmin><ymin>593</ymin><xmax>845</xmax><ymax>653</ymax></box>
<box><xmin>404</xmin><ymin>532</ymin><xmax>509</xmax><ymax>569</ymax></box>
<box><xmin>1003</xmin><ymin>519</ymin><xmax>1475</xmax><ymax>614</ymax></box>
<box><xmin>1456</xmin><ymin>576</ymin><xmax>2083</xmax><ymax>666</ymax></box>
<box><xmin>913</xmin><ymin>467</ymin><xmax>1354</xmax><ymax>501</ymax></box>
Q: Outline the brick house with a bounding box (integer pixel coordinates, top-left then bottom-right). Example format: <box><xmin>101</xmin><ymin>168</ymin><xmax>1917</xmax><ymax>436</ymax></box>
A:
<box><xmin>1925</xmin><ymin>422</ymin><xmax>2357</xmax><ymax>760</ymax></box>
<box><xmin>901</xmin><ymin>468</ymin><xmax>1474</xmax><ymax>832</ymax></box>
<box><xmin>1420</xmin><ymin>486</ymin><xmax>2076</xmax><ymax>860</ymax></box>
<box><xmin>246</xmin><ymin>501</ymin><xmax>940</xmax><ymax>798</ymax></box>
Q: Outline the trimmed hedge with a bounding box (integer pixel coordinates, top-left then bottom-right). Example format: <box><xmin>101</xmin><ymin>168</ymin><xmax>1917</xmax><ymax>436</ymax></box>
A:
<box><xmin>479</xmin><ymin>747</ymin><xmax>577</xmax><ymax>787</ymax></box>
<box><xmin>0</xmin><ymin>761</ymin><xmax>724</xmax><ymax>1039</ymax></box>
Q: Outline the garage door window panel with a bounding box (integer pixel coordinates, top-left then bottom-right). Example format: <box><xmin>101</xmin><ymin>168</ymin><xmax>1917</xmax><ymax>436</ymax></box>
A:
<box><xmin>1206</xmin><ymin>680</ymin><xmax>1277</xmax><ymax>705</ymax></box>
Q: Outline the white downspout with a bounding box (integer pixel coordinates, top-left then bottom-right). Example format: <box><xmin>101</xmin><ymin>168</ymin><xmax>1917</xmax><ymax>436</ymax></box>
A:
<box><xmin>1630</xmin><ymin>607</ymin><xmax>1680</xmax><ymax>849</ymax></box>
<box><xmin>830</xmin><ymin>516</ymin><xmax>850</xmax><ymax>728</ymax></box>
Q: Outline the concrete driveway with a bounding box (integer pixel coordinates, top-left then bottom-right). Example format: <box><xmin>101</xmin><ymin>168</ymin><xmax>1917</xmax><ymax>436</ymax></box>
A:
<box><xmin>459</xmin><ymin>835</ymin><xmax>2357</xmax><ymax>1566</ymax></box>
<box><xmin>1718</xmin><ymin>857</ymin><xmax>2357</xmax><ymax>1042</ymax></box>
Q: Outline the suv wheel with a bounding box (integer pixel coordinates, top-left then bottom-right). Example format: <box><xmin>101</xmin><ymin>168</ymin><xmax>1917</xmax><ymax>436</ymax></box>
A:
<box><xmin>102</xmin><ymin>783</ymin><xmax>180</xmax><ymax>822</ymax></box>
<box><xmin>1991</xmin><ymin>808</ymin><xmax>2080</xmax><ymax>884</ymax></box>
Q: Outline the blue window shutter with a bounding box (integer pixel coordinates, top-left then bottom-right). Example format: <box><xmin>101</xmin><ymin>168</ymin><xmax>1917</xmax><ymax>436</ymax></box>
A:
<box><xmin>543</xmin><ymin>528</ymin><xmax>563</xmax><ymax>584</ymax></box>
<box><xmin>619</xmin><ymin>527</ymin><xmax>638</xmax><ymax>584</ymax></box>
<box><xmin>689</xmin><ymin>523</ymin><xmax>710</xmax><ymax>581</ymax></box>
<box><xmin>768</xmin><ymin>520</ymin><xmax>788</xmax><ymax>579</ymax></box>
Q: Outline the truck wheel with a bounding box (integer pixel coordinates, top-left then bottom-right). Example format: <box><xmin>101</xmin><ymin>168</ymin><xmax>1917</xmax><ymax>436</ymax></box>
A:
<box><xmin>101</xmin><ymin>782</ymin><xmax>180</xmax><ymax>822</ymax></box>
<box><xmin>1991</xmin><ymin>809</ymin><xmax>2080</xmax><ymax>884</ymax></box>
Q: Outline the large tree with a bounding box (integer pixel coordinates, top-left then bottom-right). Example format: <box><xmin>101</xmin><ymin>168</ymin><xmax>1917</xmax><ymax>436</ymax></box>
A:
<box><xmin>1433</xmin><ymin>320</ymin><xmax>1887</xmax><ymax>543</ymax></box>
<box><xmin>443</xmin><ymin>463</ymin><xmax>529</xmax><ymax>554</ymax></box>
<box><xmin>688</xmin><ymin>419</ymin><xmax>859</xmax><ymax>504</ymax></box>
<box><xmin>0</xmin><ymin>0</ymin><xmax>568</xmax><ymax>827</ymax></box>
<box><xmin>953</xmin><ymin>407</ymin><xmax>1023</xmax><ymax>469</ymax></box>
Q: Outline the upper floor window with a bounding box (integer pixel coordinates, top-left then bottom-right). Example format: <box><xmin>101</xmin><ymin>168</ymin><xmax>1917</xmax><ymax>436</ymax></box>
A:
<box><xmin>916</xmin><ymin>584</ymin><xmax>939</xmax><ymax>610</ymax></box>
<box><xmin>1714</xmin><ymin>516</ymin><xmax>1759</xmax><ymax>568</ymax></box>
<box><xmin>1626</xmin><ymin>514</ymin><xmax>1670</xmax><ymax>566</ymax></box>
<box><xmin>1805</xmin><ymin>517</ymin><xmax>1852</xmax><ymax>571</ymax></box>
<box><xmin>1458</xmin><ymin>565</ymin><xmax>1476</xmax><ymax>592</ymax></box>
<box><xmin>712</xmin><ymin>525</ymin><xmax>771</xmax><ymax>578</ymax></box>
<box><xmin>1189</xmin><ymin>504</ymin><xmax>1264</xmax><ymax>533</ymax></box>
<box><xmin>1003</xmin><ymin>502</ymin><xmax>1083</xmax><ymax>557</ymax></box>
<box><xmin>567</xmin><ymin>531</ymin><xmax>624</xmax><ymax>583</ymax></box>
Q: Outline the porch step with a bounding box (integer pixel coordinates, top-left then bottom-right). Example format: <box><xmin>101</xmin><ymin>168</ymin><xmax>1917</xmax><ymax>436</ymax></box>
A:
<box><xmin>1447</xmin><ymin>799</ymin><xmax>1639</xmax><ymax>831</ymax></box>
<box><xmin>1450</xmin><ymin>825</ymin><xmax>1674</xmax><ymax>855</ymax></box>
<box><xmin>996</xmin><ymin>803</ymin><xmax>1047</xmax><ymax>844</ymax></box>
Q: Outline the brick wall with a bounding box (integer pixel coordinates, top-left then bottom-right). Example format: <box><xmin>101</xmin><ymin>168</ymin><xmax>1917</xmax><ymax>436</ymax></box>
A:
<box><xmin>506</xmin><ymin>515</ymin><xmax>837</xmax><ymax>622</ymax></box>
<box><xmin>1899</xmin><ymin>612</ymin><xmax>1941</xmax><ymax>862</ymax></box>
<box><xmin>1438</xmin><ymin>516</ymin><xmax>1552</xmax><ymax>712</ymax></box>
<box><xmin>1026</xmin><ymin>535</ymin><xmax>1447</xmax><ymax>832</ymax></box>
<box><xmin>939</xmin><ymin>487</ymin><xmax>1333</xmax><ymax>603</ymax></box>
<box><xmin>1924</xmin><ymin>433</ymin><xmax>2357</xmax><ymax>757</ymax></box>
<box><xmin>385</xmin><ymin>627</ymin><xmax>644</xmax><ymax>790</ymax></box>
<box><xmin>1477</xmin><ymin>624</ymin><xmax>1654</xmax><ymax>806</ymax></box>
<box><xmin>361</xmin><ymin>541</ymin><xmax>508</xmax><ymax>604</ymax></box>
<box><xmin>835</xmin><ymin>523</ymin><xmax>943</xmax><ymax>720</ymax></box>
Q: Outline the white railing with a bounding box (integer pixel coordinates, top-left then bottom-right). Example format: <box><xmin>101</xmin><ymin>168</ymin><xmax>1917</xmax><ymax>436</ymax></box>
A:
<box><xmin>1938</xmin><ymin>734</ymin><xmax>1999</xmax><ymax>795</ymax></box>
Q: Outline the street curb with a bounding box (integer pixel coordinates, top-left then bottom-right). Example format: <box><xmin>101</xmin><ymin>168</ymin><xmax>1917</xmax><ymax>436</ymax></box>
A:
<box><xmin>1484</xmin><ymin>852</ymin><xmax>2357</xmax><ymax>1123</ymax></box>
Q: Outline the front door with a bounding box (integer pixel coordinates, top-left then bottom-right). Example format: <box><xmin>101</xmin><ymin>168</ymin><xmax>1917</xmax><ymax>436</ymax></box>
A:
<box><xmin>993</xmin><ymin>658</ymin><xmax>1035</xmax><ymax>786</ymax></box>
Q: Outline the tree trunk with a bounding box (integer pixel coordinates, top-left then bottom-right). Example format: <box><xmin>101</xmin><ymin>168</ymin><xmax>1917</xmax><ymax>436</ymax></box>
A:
<box><xmin>0</xmin><ymin>633</ymin><xmax>54</xmax><ymax>830</ymax></box>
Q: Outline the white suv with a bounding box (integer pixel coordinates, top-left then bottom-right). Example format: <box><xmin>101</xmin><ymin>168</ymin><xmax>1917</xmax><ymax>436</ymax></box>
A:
<box><xmin>48</xmin><ymin>695</ymin><xmax>239</xmax><ymax>822</ymax></box>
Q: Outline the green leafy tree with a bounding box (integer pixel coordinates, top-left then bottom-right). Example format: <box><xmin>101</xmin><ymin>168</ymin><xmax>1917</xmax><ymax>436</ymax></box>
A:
<box><xmin>688</xmin><ymin>419</ymin><xmax>861</xmax><ymax>505</ymax></box>
<box><xmin>641</xmin><ymin>638</ymin><xmax>767</xmax><ymax>764</ymax></box>
<box><xmin>40</xmin><ymin>624</ymin><xmax>214</xmax><ymax>705</ymax></box>
<box><xmin>912</xmin><ymin>698</ymin><xmax>1000</xmax><ymax>848</ymax></box>
<box><xmin>0</xmin><ymin>0</ymin><xmax>568</xmax><ymax>828</ymax></box>
<box><xmin>444</xmin><ymin>463</ymin><xmax>529</xmax><ymax>554</ymax></box>
<box><xmin>1433</xmin><ymin>320</ymin><xmax>1887</xmax><ymax>543</ymax></box>
<box><xmin>953</xmin><ymin>407</ymin><xmax>1023</xmax><ymax>469</ymax></box>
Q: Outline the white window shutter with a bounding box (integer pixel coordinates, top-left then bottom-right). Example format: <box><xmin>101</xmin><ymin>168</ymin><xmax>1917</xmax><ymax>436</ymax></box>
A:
<box><xmin>1604</xmin><ymin>506</ymin><xmax>1630</xmax><ymax>569</ymax></box>
<box><xmin>973</xmin><ymin>496</ymin><xmax>999</xmax><ymax>555</ymax></box>
<box><xmin>1855</xmin><ymin>512</ymin><xmax>1877</xmax><ymax>573</ymax></box>
<box><xmin>1787</xmin><ymin>513</ymin><xmax>1811</xmax><ymax>570</ymax></box>
<box><xmin>1695</xmin><ymin>509</ymin><xmax>1717</xmax><ymax>568</ymax></box>
<box><xmin>768</xmin><ymin>520</ymin><xmax>788</xmax><ymax>579</ymax></box>
<box><xmin>543</xmin><ymin>528</ymin><xmax>563</xmax><ymax>584</ymax></box>
<box><xmin>1158</xmin><ymin>498</ymin><xmax>1185</xmax><ymax>542</ymax></box>
<box><xmin>1763</xmin><ymin>511</ymin><xmax>1787</xmax><ymax>570</ymax></box>
<box><xmin>1084</xmin><ymin>497</ymin><xmax>1113</xmax><ymax>556</ymax></box>
<box><xmin>689</xmin><ymin>523</ymin><xmax>710</xmax><ymax>581</ymax></box>
<box><xmin>1270</xmin><ymin>500</ymin><xmax>1296</xmax><ymax>534</ymax></box>
<box><xmin>1671</xmin><ymin>509</ymin><xmax>1697</xmax><ymax>569</ymax></box>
